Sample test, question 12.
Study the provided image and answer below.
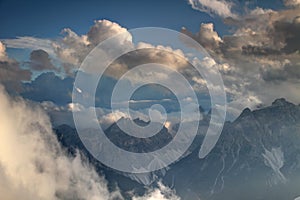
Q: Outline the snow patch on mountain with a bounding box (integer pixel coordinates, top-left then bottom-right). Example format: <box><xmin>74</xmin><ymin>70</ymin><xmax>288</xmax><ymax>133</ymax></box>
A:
<box><xmin>262</xmin><ymin>147</ymin><xmax>287</xmax><ymax>184</ymax></box>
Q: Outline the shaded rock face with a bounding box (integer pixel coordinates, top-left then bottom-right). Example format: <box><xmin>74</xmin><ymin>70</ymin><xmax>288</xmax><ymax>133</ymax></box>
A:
<box><xmin>163</xmin><ymin>99</ymin><xmax>300</xmax><ymax>200</ymax></box>
<box><xmin>54</xmin><ymin>99</ymin><xmax>300</xmax><ymax>200</ymax></box>
<box><xmin>105</xmin><ymin>118</ymin><xmax>173</xmax><ymax>153</ymax></box>
<box><xmin>54</xmin><ymin>118</ymin><xmax>172</xmax><ymax>188</ymax></box>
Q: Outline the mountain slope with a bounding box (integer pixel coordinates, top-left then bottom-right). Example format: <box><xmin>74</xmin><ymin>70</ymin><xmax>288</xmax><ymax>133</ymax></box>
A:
<box><xmin>54</xmin><ymin>98</ymin><xmax>300</xmax><ymax>200</ymax></box>
<box><xmin>163</xmin><ymin>98</ymin><xmax>300</xmax><ymax>200</ymax></box>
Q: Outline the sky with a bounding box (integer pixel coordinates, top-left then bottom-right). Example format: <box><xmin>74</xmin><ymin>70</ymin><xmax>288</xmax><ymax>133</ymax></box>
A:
<box><xmin>0</xmin><ymin>0</ymin><xmax>286</xmax><ymax>39</ymax></box>
<box><xmin>0</xmin><ymin>0</ymin><xmax>225</xmax><ymax>38</ymax></box>
<box><xmin>0</xmin><ymin>0</ymin><xmax>300</xmax><ymax>121</ymax></box>
<box><xmin>0</xmin><ymin>0</ymin><xmax>300</xmax><ymax>199</ymax></box>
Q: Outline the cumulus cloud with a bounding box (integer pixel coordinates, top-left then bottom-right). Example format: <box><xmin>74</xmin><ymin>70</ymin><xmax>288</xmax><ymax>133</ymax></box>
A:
<box><xmin>3</xmin><ymin>11</ymin><xmax>300</xmax><ymax>120</ymax></box>
<box><xmin>182</xmin><ymin>23</ymin><xmax>223</xmax><ymax>52</ymax></box>
<box><xmin>2</xmin><ymin>19</ymin><xmax>192</xmax><ymax>78</ymax></box>
<box><xmin>188</xmin><ymin>0</ymin><xmax>237</xmax><ymax>18</ymax></box>
<box><xmin>87</xmin><ymin>20</ymin><xmax>131</xmax><ymax>46</ymax></box>
<box><xmin>182</xmin><ymin>4</ymin><xmax>300</xmax><ymax>118</ymax></box>
<box><xmin>52</xmin><ymin>19</ymin><xmax>132</xmax><ymax>74</ymax></box>
<box><xmin>106</xmin><ymin>44</ymin><xmax>190</xmax><ymax>80</ymax></box>
<box><xmin>54</xmin><ymin>20</ymin><xmax>191</xmax><ymax>77</ymax></box>
<box><xmin>0</xmin><ymin>85</ymin><xmax>126</xmax><ymax>200</ymax></box>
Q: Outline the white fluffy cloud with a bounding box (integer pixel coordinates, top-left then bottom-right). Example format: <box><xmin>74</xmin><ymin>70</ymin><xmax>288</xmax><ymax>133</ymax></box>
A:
<box><xmin>182</xmin><ymin>23</ymin><xmax>222</xmax><ymax>51</ymax></box>
<box><xmin>87</xmin><ymin>20</ymin><xmax>131</xmax><ymax>46</ymax></box>
<box><xmin>2</xmin><ymin>36</ymin><xmax>55</xmax><ymax>56</ymax></box>
<box><xmin>54</xmin><ymin>20</ymin><xmax>192</xmax><ymax>77</ymax></box>
<box><xmin>0</xmin><ymin>84</ymin><xmax>183</xmax><ymax>199</ymax></box>
<box><xmin>2</xmin><ymin>19</ymin><xmax>191</xmax><ymax>77</ymax></box>
<box><xmin>132</xmin><ymin>182</ymin><xmax>180</xmax><ymax>200</ymax></box>
<box><xmin>284</xmin><ymin>0</ymin><xmax>300</xmax><ymax>7</ymax></box>
<box><xmin>53</xmin><ymin>19</ymin><xmax>133</xmax><ymax>74</ymax></box>
<box><xmin>188</xmin><ymin>0</ymin><xmax>237</xmax><ymax>18</ymax></box>
<box><xmin>0</xmin><ymin>85</ymin><xmax>122</xmax><ymax>200</ymax></box>
<box><xmin>0</xmin><ymin>41</ymin><xmax>8</xmax><ymax>60</ymax></box>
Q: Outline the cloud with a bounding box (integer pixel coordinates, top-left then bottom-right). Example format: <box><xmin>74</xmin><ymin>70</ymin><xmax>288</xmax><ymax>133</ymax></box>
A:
<box><xmin>0</xmin><ymin>84</ymin><xmax>183</xmax><ymax>199</ymax></box>
<box><xmin>87</xmin><ymin>19</ymin><xmax>131</xmax><ymax>46</ymax></box>
<box><xmin>0</xmin><ymin>85</ymin><xmax>124</xmax><ymax>200</ymax></box>
<box><xmin>28</xmin><ymin>49</ymin><xmax>59</xmax><ymax>71</ymax></box>
<box><xmin>1</xmin><ymin>20</ymin><xmax>132</xmax><ymax>75</ymax></box>
<box><xmin>52</xmin><ymin>19</ymin><xmax>132</xmax><ymax>74</ymax></box>
<box><xmin>182</xmin><ymin>4</ymin><xmax>300</xmax><ymax>119</ymax></box>
<box><xmin>2</xmin><ymin>36</ymin><xmax>55</xmax><ymax>56</ymax></box>
<box><xmin>54</xmin><ymin>20</ymin><xmax>191</xmax><ymax>78</ymax></box>
<box><xmin>284</xmin><ymin>0</ymin><xmax>300</xmax><ymax>7</ymax></box>
<box><xmin>0</xmin><ymin>41</ymin><xmax>8</xmax><ymax>60</ymax></box>
<box><xmin>132</xmin><ymin>182</ymin><xmax>181</xmax><ymax>200</ymax></box>
<box><xmin>0</xmin><ymin>42</ymin><xmax>32</xmax><ymax>92</ymax></box>
<box><xmin>2</xmin><ymin>19</ymin><xmax>192</xmax><ymax>78</ymax></box>
<box><xmin>181</xmin><ymin>23</ymin><xmax>222</xmax><ymax>51</ymax></box>
<box><xmin>272</xmin><ymin>15</ymin><xmax>300</xmax><ymax>54</ymax></box>
<box><xmin>106</xmin><ymin>44</ymin><xmax>190</xmax><ymax>79</ymax></box>
<box><xmin>188</xmin><ymin>0</ymin><xmax>237</xmax><ymax>18</ymax></box>
<box><xmin>21</xmin><ymin>72</ymin><xmax>73</xmax><ymax>105</ymax></box>
<box><xmin>3</xmin><ymin>12</ymin><xmax>300</xmax><ymax>121</ymax></box>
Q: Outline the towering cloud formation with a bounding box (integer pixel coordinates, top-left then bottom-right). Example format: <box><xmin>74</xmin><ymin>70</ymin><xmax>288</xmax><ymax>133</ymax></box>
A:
<box><xmin>0</xmin><ymin>85</ymin><xmax>121</xmax><ymax>200</ymax></box>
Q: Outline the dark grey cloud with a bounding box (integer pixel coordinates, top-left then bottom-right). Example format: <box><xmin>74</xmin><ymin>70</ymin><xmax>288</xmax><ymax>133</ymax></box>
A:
<box><xmin>29</xmin><ymin>49</ymin><xmax>59</xmax><ymax>71</ymax></box>
<box><xmin>0</xmin><ymin>42</ymin><xmax>32</xmax><ymax>92</ymax></box>
<box><xmin>272</xmin><ymin>16</ymin><xmax>300</xmax><ymax>54</ymax></box>
<box><xmin>261</xmin><ymin>62</ymin><xmax>300</xmax><ymax>82</ymax></box>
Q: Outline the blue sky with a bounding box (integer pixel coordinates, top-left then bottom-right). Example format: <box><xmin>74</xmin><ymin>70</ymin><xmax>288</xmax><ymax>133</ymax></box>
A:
<box><xmin>1</xmin><ymin>0</ymin><xmax>228</xmax><ymax>38</ymax></box>
<box><xmin>0</xmin><ymin>0</ymin><xmax>299</xmax><ymax>121</ymax></box>
<box><xmin>0</xmin><ymin>0</ymin><xmax>286</xmax><ymax>39</ymax></box>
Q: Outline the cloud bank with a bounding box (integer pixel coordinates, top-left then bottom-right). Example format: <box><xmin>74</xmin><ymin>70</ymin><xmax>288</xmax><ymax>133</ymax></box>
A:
<box><xmin>0</xmin><ymin>84</ymin><xmax>181</xmax><ymax>199</ymax></box>
<box><xmin>0</xmin><ymin>84</ymin><xmax>123</xmax><ymax>200</ymax></box>
<box><xmin>183</xmin><ymin>4</ymin><xmax>300</xmax><ymax>118</ymax></box>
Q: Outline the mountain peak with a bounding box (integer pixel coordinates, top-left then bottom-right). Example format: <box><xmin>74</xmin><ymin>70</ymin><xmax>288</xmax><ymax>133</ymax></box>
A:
<box><xmin>117</xmin><ymin>117</ymin><xmax>150</xmax><ymax>126</ymax></box>
<box><xmin>238</xmin><ymin>107</ymin><xmax>252</xmax><ymax>118</ymax></box>
<box><xmin>272</xmin><ymin>98</ymin><xmax>291</xmax><ymax>107</ymax></box>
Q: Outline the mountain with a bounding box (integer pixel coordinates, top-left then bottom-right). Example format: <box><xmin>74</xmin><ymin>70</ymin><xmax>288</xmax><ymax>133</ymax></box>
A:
<box><xmin>105</xmin><ymin>117</ymin><xmax>173</xmax><ymax>153</ymax></box>
<box><xmin>162</xmin><ymin>98</ymin><xmax>300</xmax><ymax>200</ymax></box>
<box><xmin>53</xmin><ymin>98</ymin><xmax>300</xmax><ymax>200</ymax></box>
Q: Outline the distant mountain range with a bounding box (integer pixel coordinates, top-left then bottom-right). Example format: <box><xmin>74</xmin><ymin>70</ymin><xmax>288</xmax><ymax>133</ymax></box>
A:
<box><xmin>54</xmin><ymin>98</ymin><xmax>300</xmax><ymax>200</ymax></box>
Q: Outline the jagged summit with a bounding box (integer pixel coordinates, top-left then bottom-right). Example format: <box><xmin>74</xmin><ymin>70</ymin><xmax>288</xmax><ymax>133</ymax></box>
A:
<box><xmin>271</xmin><ymin>98</ymin><xmax>293</xmax><ymax>107</ymax></box>
<box><xmin>237</xmin><ymin>107</ymin><xmax>252</xmax><ymax>119</ymax></box>
<box><xmin>117</xmin><ymin>117</ymin><xmax>150</xmax><ymax>125</ymax></box>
